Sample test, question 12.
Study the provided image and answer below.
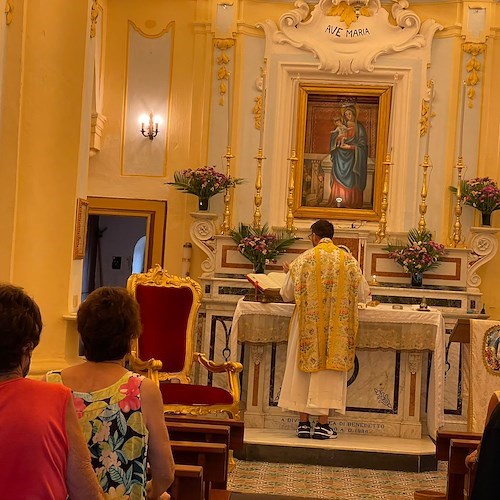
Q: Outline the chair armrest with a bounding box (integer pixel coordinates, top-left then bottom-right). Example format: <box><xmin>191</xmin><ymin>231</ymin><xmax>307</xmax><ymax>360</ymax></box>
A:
<box><xmin>193</xmin><ymin>353</ymin><xmax>243</xmax><ymax>373</ymax></box>
<box><xmin>128</xmin><ymin>351</ymin><xmax>163</xmax><ymax>385</ymax></box>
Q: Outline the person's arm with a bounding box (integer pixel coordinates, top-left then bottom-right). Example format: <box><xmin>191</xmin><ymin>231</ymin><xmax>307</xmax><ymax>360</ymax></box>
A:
<box><xmin>466</xmin><ymin>392</ymin><xmax>500</xmax><ymax>468</ymax></box>
<box><xmin>64</xmin><ymin>397</ymin><xmax>104</xmax><ymax>499</ymax></box>
<box><xmin>358</xmin><ymin>274</ymin><xmax>371</xmax><ymax>303</ymax></box>
<box><xmin>280</xmin><ymin>270</ymin><xmax>295</xmax><ymax>303</ymax></box>
<box><xmin>141</xmin><ymin>378</ymin><xmax>175</xmax><ymax>499</ymax></box>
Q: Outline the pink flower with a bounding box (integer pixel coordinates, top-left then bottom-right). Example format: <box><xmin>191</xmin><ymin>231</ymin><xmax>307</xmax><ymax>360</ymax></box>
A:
<box><xmin>118</xmin><ymin>376</ymin><xmax>142</xmax><ymax>413</ymax></box>
<box><xmin>73</xmin><ymin>396</ymin><xmax>87</xmax><ymax>418</ymax></box>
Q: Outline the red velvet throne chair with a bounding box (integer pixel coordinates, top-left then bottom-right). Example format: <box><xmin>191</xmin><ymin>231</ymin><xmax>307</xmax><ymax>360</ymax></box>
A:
<box><xmin>127</xmin><ymin>265</ymin><xmax>243</xmax><ymax>419</ymax></box>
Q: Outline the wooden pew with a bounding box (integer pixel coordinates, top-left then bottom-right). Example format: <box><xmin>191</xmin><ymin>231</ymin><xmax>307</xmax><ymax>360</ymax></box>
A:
<box><xmin>209</xmin><ymin>489</ymin><xmax>232</xmax><ymax>500</ymax></box>
<box><xmin>165</xmin><ymin>414</ymin><xmax>244</xmax><ymax>452</ymax></box>
<box><xmin>436</xmin><ymin>430</ymin><xmax>481</xmax><ymax>500</ymax></box>
<box><xmin>436</xmin><ymin>431</ymin><xmax>481</xmax><ymax>461</ymax></box>
<box><xmin>448</xmin><ymin>439</ymin><xmax>480</xmax><ymax>500</ymax></box>
<box><xmin>170</xmin><ymin>440</ymin><xmax>228</xmax><ymax>500</ymax></box>
<box><xmin>167</xmin><ymin>422</ymin><xmax>231</xmax><ymax>490</ymax></box>
<box><xmin>169</xmin><ymin>464</ymin><xmax>204</xmax><ymax>500</ymax></box>
<box><xmin>167</xmin><ymin>421</ymin><xmax>231</xmax><ymax>448</ymax></box>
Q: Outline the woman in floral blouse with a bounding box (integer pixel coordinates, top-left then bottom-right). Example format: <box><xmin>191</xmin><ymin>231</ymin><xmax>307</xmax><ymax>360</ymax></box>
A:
<box><xmin>46</xmin><ymin>287</ymin><xmax>174</xmax><ymax>499</ymax></box>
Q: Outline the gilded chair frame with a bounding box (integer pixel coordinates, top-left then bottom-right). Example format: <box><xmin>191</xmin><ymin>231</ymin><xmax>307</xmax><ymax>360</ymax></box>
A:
<box><xmin>127</xmin><ymin>265</ymin><xmax>243</xmax><ymax>419</ymax></box>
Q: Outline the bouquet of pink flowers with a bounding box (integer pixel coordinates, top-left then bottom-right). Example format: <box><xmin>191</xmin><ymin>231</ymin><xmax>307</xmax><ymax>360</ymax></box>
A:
<box><xmin>167</xmin><ymin>166</ymin><xmax>243</xmax><ymax>200</ymax></box>
<box><xmin>230</xmin><ymin>224</ymin><xmax>299</xmax><ymax>271</ymax></box>
<box><xmin>385</xmin><ymin>229</ymin><xmax>446</xmax><ymax>275</ymax></box>
<box><xmin>462</xmin><ymin>177</ymin><xmax>500</xmax><ymax>214</ymax></box>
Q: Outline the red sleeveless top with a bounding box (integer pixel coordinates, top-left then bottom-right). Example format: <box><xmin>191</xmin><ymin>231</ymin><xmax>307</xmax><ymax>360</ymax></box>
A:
<box><xmin>0</xmin><ymin>377</ymin><xmax>70</xmax><ymax>499</ymax></box>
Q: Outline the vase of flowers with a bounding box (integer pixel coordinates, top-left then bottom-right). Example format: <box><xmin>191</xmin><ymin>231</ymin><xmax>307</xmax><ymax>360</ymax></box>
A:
<box><xmin>167</xmin><ymin>166</ymin><xmax>244</xmax><ymax>211</ymax></box>
<box><xmin>385</xmin><ymin>228</ymin><xmax>447</xmax><ymax>287</ymax></box>
<box><xmin>462</xmin><ymin>177</ymin><xmax>500</xmax><ymax>226</ymax></box>
<box><xmin>230</xmin><ymin>223</ymin><xmax>299</xmax><ymax>273</ymax></box>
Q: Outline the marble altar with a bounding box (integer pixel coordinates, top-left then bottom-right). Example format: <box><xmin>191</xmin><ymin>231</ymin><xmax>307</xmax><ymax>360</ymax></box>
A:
<box><xmin>230</xmin><ymin>299</ymin><xmax>445</xmax><ymax>439</ymax></box>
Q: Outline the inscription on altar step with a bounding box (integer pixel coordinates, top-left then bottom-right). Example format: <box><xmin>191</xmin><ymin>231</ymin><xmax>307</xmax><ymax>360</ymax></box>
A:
<box><xmin>279</xmin><ymin>416</ymin><xmax>387</xmax><ymax>436</ymax></box>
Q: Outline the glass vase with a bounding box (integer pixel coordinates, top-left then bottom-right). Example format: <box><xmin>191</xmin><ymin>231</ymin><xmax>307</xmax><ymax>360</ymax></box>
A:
<box><xmin>411</xmin><ymin>273</ymin><xmax>423</xmax><ymax>287</ymax></box>
<box><xmin>198</xmin><ymin>197</ymin><xmax>209</xmax><ymax>211</ymax></box>
<box><xmin>254</xmin><ymin>262</ymin><xmax>266</xmax><ymax>274</ymax></box>
<box><xmin>481</xmin><ymin>212</ymin><xmax>492</xmax><ymax>226</ymax></box>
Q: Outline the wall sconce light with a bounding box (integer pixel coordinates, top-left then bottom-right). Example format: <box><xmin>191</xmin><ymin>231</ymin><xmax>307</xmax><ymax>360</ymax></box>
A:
<box><xmin>139</xmin><ymin>112</ymin><xmax>160</xmax><ymax>140</ymax></box>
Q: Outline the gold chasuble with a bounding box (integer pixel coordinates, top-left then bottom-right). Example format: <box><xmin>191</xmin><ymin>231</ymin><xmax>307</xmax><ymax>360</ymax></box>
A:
<box><xmin>289</xmin><ymin>238</ymin><xmax>362</xmax><ymax>373</ymax></box>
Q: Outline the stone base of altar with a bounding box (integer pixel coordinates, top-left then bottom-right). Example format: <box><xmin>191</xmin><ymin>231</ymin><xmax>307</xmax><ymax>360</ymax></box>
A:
<box><xmin>236</xmin><ymin>428</ymin><xmax>437</xmax><ymax>472</ymax></box>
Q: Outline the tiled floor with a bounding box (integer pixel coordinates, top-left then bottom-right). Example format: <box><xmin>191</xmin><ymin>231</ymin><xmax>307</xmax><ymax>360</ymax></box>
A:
<box><xmin>228</xmin><ymin>460</ymin><xmax>447</xmax><ymax>499</ymax></box>
<box><xmin>228</xmin><ymin>428</ymin><xmax>446</xmax><ymax>498</ymax></box>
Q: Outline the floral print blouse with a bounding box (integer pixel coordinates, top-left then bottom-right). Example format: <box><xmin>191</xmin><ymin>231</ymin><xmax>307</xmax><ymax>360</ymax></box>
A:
<box><xmin>47</xmin><ymin>371</ymin><xmax>149</xmax><ymax>499</ymax></box>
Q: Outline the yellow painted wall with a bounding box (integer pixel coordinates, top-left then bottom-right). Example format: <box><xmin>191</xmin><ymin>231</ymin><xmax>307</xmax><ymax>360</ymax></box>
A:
<box><xmin>88</xmin><ymin>0</ymin><xmax>214</xmax><ymax>277</ymax></box>
<box><xmin>0</xmin><ymin>0</ymin><xmax>94</xmax><ymax>373</ymax></box>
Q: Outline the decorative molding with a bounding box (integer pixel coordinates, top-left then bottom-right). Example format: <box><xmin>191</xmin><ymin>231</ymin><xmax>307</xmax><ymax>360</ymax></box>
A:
<box><xmin>214</xmin><ymin>38</ymin><xmax>235</xmax><ymax>105</ymax></box>
<box><xmin>251</xmin><ymin>345</ymin><xmax>265</xmax><ymax>365</ymax></box>
<box><xmin>260</xmin><ymin>0</ymin><xmax>442</xmax><ymax>74</ymax></box>
<box><xmin>5</xmin><ymin>0</ymin><xmax>13</xmax><ymax>25</ymax></box>
<box><xmin>408</xmin><ymin>352</ymin><xmax>420</xmax><ymax>375</ymax></box>
<box><xmin>190</xmin><ymin>212</ymin><xmax>218</xmax><ymax>276</ymax></box>
<box><xmin>90</xmin><ymin>0</ymin><xmax>99</xmax><ymax>38</ymax></box>
<box><xmin>463</xmin><ymin>42</ymin><xmax>486</xmax><ymax>108</ymax></box>
<box><xmin>253</xmin><ymin>68</ymin><xmax>265</xmax><ymax>131</ymax></box>
<box><xmin>89</xmin><ymin>112</ymin><xmax>107</xmax><ymax>157</ymax></box>
<box><xmin>253</xmin><ymin>95</ymin><xmax>262</xmax><ymax>131</ymax></box>
<box><xmin>419</xmin><ymin>80</ymin><xmax>435</xmax><ymax>137</ymax></box>
<box><xmin>327</xmin><ymin>2</ymin><xmax>372</xmax><ymax>29</ymax></box>
<box><xmin>467</xmin><ymin>227</ymin><xmax>499</xmax><ymax>290</ymax></box>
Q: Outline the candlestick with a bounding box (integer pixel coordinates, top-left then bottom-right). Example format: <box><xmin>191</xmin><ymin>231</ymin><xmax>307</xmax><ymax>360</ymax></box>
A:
<box><xmin>259</xmin><ymin>68</ymin><xmax>266</xmax><ymax>150</ymax></box>
<box><xmin>424</xmin><ymin>80</ymin><xmax>434</xmax><ymax>157</ymax></box>
<box><xmin>227</xmin><ymin>72</ymin><xmax>232</xmax><ymax>147</ymax></box>
<box><xmin>374</xmin><ymin>152</ymin><xmax>392</xmax><ymax>243</ymax></box>
<box><xmin>458</xmin><ymin>81</ymin><xmax>466</xmax><ymax>159</ymax></box>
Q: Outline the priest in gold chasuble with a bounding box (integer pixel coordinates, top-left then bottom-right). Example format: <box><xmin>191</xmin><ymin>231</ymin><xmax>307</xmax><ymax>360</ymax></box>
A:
<box><xmin>278</xmin><ymin>219</ymin><xmax>370</xmax><ymax>440</ymax></box>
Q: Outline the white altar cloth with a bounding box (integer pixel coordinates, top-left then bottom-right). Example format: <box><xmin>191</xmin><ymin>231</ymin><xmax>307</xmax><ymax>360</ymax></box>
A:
<box><xmin>231</xmin><ymin>298</ymin><xmax>445</xmax><ymax>439</ymax></box>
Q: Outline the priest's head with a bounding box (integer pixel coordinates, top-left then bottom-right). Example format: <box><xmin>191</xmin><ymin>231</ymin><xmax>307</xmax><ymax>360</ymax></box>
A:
<box><xmin>309</xmin><ymin>219</ymin><xmax>334</xmax><ymax>246</ymax></box>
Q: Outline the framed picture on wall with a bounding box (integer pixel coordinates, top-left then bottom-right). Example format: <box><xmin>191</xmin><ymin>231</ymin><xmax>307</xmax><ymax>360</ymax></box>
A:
<box><xmin>293</xmin><ymin>83</ymin><xmax>392</xmax><ymax>221</ymax></box>
<box><xmin>73</xmin><ymin>198</ymin><xmax>89</xmax><ymax>260</ymax></box>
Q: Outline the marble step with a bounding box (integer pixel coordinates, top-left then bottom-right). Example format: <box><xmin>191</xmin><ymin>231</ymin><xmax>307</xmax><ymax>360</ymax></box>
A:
<box><xmin>235</xmin><ymin>428</ymin><xmax>437</xmax><ymax>473</ymax></box>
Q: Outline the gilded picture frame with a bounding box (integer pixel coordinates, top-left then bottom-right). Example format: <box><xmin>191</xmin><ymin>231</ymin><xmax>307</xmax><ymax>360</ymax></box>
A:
<box><xmin>73</xmin><ymin>198</ymin><xmax>89</xmax><ymax>260</ymax></box>
<box><xmin>293</xmin><ymin>83</ymin><xmax>392</xmax><ymax>221</ymax></box>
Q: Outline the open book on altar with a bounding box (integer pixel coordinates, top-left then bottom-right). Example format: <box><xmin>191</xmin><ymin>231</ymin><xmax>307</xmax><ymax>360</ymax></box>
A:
<box><xmin>246</xmin><ymin>272</ymin><xmax>287</xmax><ymax>294</ymax></box>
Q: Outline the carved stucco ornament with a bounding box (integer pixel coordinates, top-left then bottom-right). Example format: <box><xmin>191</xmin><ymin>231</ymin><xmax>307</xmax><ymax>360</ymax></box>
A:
<box><xmin>419</xmin><ymin>79</ymin><xmax>435</xmax><ymax>137</ymax></box>
<box><xmin>467</xmin><ymin>227</ymin><xmax>499</xmax><ymax>290</ymax></box>
<box><xmin>214</xmin><ymin>38</ymin><xmax>235</xmax><ymax>106</ymax></box>
<box><xmin>261</xmin><ymin>0</ymin><xmax>442</xmax><ymax>75</ymax></box>
<box><xmin>90</xmin><ymin>0</ymin><xmax>99</xmax><ymax>38</ymax></box>
<box><xmin>5</xmin><ymin>0</ymin><xmax>13</xmax><ymax>25</ymax></box>
<box><xmin>463</xmin><ymin>42</ymin><xmax>486</xmax><ymax>108</ymax></box>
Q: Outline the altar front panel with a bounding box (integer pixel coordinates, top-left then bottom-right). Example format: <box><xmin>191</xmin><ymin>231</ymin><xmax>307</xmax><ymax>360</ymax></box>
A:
<box><xmin>230</xmin><ymin>300</ymin><xmax>445</xmax><ymax>439</ymax></box>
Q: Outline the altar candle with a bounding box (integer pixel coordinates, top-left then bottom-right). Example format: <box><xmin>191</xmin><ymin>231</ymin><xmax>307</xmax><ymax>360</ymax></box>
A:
<box><xmin>458</xmin><ymin>81</ymin><xmax>466</xmax><ymax>158</ymax></box>
<box><xmin>424</xmin><ymin>81</ymin><xmax>434</xmax><ymax>157</ymax></box>
<box><xmin>227</xmin><ymin>72</ymin><xmax>232</xmax><ymax>147</ymax></box>
<box><xmin>259</xmin><ymin>70</ymin><xmax>267</xmax><ymax>150</ymax></box>
<box><xmin>387</xmin><ymin>92</ymin><xmax>395</xmax><ymax>154</ymax></box>
<box><xmin>290</xmin><ymin>76</ymin><xmax>299</xmax><ymax>150</ymax></box>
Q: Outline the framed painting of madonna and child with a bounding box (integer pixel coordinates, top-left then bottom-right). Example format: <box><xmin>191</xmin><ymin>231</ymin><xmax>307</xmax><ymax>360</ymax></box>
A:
<box><xmin>293</xmin><ymin>83</ymin><xmax>392</xmax><ymax>222</ymax></box>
